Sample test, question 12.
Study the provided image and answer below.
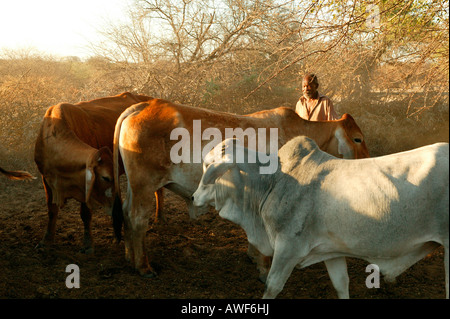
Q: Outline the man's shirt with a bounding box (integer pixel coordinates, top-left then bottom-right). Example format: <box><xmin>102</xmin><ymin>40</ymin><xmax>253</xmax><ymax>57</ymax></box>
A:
<box><xmin>295</xmin><ymin>94</ymin><xmax>338</xmax><ymax>121</ymax></box>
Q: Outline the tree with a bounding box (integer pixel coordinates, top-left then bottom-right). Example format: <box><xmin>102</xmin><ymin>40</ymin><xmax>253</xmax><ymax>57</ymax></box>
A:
<box><xmin>90</xmin><ymin>0</ymin><xmax>448</xmax><ymax>116</ymax></box>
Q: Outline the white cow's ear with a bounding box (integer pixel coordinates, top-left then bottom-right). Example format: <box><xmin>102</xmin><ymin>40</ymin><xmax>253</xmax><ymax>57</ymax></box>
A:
<box><xmin>202</xmin><ymin>162</ymin><xmax>235</xmax><ymax>185</ymax></box>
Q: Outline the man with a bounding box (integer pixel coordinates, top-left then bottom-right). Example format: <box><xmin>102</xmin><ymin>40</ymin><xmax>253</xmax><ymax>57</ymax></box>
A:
<box><xmin>295</xmin><ymin>73</ymin><xmax>338</xmax><ymax>121</ymax></box>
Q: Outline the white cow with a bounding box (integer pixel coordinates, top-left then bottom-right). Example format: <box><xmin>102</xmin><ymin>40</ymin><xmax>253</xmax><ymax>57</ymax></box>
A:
<box><xmin>192</xmin><ymin>137</ymin><xmax>449</xmax><ymax>299</ymax></box>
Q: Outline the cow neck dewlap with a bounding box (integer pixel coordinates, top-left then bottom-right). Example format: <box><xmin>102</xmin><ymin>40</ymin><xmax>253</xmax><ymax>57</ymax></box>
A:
<box><xmin>214</xmin><ymin>169</ymin><xmax>276</xmax><ymax>255</ymax></box>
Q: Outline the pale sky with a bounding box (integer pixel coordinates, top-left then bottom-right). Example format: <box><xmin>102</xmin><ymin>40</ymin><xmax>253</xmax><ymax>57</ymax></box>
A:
<box><xmin>0</xmin><ymin>0</ymin><xmax>134</xmax><ymax>58</ymax></box>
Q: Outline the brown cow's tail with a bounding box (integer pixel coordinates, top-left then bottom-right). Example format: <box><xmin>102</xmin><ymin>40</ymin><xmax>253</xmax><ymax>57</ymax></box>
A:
<box><xmin>111</xmin><ymin>102</ymin><xmax>147</xmax><ymax>242</ymax></box>
<box><xmin>0</xmin><ymin>167</ymin><xmax>36</xmax><ymax>181</ymax></box>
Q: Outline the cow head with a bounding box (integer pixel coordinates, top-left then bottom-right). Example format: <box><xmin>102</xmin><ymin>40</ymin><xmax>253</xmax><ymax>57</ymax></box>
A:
<box><xmin>85</xmin><ymin>146</ymin><xmax>115</xmax><ymax>213</ymax></box>
<box><xmin>193</xmin><ymin>161</ymin><xmax>236</xmax><ymax>209</ymax></box>
<box><xmin>192</xmin><ymin>139</ymin><xmax>237</xmax><ymax>209</ymax></box>
<box><xmin>193</xmin><ymin>138</ymin><xmax>269</xmax><ymax>211</ymax></box>
<box><xmin>331</xmin><ymin>114</ymin><xmax>370</xmax><ymax>159</ymax></box>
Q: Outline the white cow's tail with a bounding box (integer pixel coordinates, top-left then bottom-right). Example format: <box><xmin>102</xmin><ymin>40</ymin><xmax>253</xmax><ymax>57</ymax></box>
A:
<box><xmin>111</xmin><ymin>102</ymin><xmax>147</xmax><ymax>242</ymax></box>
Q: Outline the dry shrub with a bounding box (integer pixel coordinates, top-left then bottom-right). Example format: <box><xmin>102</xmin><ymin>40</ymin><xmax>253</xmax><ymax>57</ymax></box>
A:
<box><xmin>0</xmin><ymin>53</ymin><xmax>123</xmax><ymax>171</ymax></box>
<box><xmin>79</xmin><ymin>0</ymin><xmax>448</xmax><ymax>159</ymax></box>
<box><xmin>0</xmin><ymin>48</ymin><xmax>448</xmax><ymax>172</ymax></box>
<box><xmin>339</xmin><ymin>96</ymin><xmax>449</xmax><ymax>157</ymax></box>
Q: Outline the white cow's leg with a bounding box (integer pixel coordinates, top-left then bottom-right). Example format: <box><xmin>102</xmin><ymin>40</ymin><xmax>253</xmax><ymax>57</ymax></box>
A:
<box><xmin>444</xmin><ymin>241</ymin><xmax>449</xmax><ymax>299</ymax></box>
<box><xmin>324</xmin><ymin>257</ymin><xmax>350</xmax><ymax>299</ymax></box>
<box><xmin>262</xmin><ymin>243</ymin><xmax>298</xmax><ymax>299</ymax></box>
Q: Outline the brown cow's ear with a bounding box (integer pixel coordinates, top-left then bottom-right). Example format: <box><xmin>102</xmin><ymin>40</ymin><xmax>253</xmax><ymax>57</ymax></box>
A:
<box><xmin>85</xmin><ymin>147</ymin><xmax>113</xmax><ymax>203</ymax></box>
<box><xmin>85</xmin><ymin>165</ymin><xmax>96</xmax><ymax>204</ymax></box>
<box><xmin>334</xmin><ymin>127</ymin><xmax>354</xmax><ymax>159</ymax></box>
<box><xmin>85</xmin><ymin>149</ymin><xmax>101</xmax><ymax>203</ymax></box>
<box><xmin>96</xmin><ymin>146</ymin><xmax>113</xmax><ymax>163</ymax></box>
<box><xmin>85</xmin><ymin>151</ymin><xmax>99</xmax><ymax>203</ymax></box>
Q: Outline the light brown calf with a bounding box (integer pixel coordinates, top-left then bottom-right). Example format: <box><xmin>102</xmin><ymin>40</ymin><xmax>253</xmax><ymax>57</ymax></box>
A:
<box><xmin>34</xmin><ymin>92</ymin><xmax>153</xmax><ymax>253</ymax></box>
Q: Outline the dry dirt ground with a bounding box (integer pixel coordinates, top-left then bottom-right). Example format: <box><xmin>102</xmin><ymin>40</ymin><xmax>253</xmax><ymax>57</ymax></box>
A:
<box><xmin>0</xmin><ymin>175</ymin><xmax>447</xmax><ymax>301</ymax></box>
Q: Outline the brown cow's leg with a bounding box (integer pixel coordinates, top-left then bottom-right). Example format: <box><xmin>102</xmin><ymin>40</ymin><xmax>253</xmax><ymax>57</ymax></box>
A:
<box><xmin>121</xmin><ymin>193</ymin><xmax>152</xmax><ymax>275</ymax></box>
<box><xmin>122</xmin><ymin>191</ymin><xmax>133</xmax><ymax>263</ymax></box>
<box><xmin>129</xmin><ymin>191</ymin><xmax>157</xmax><ymax>277</ymax></box>
<box><xmin>132</xmin><ymin>222</ymin><xmax>156</xmax><ymax>277</ymax></box>
<box><xmin>247</xmin><ymin>243</ymin><xmax>272</xmax><ymax>283</ymax></box>
<box><xmin>153</xmin><ymin>188</ymin><xmax>165</xmax><ymax>223</ymax></box>
<box><xmin>124</xmin><ymin>169</ymin><xmax>166</xmax><ymax>277</ymax></box>
<box><xmin>80</xmin><ymin>203</ymin><xmax>94</xmax><ymax>254</ymax></box>
<box><xmin>36</xmin><ymin>177</ymin><xmax>59</xmax><ymax>248</ymax></box>
<box><xmin>123</xmin><ymin>218</ymin><xmax>134</xmax><ymax>263</ymax></box>
<box><xmin>136</xmin><ymin>241</ymin><xmax>155</xmax><ymax>278</ymax></box>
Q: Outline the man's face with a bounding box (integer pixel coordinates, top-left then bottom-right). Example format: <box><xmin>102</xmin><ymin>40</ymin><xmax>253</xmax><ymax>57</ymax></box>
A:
<box><xmin>302</xmin><ymin>77</ymin><xmax>318</xmax><ymax>98</ymax></box>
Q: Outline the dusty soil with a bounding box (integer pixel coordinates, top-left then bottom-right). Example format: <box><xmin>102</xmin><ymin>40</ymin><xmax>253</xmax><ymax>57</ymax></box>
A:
<box><xmin>0</xmin><ymin>175</ymin><xmax>446</xmax><ymax>300</ymax></box>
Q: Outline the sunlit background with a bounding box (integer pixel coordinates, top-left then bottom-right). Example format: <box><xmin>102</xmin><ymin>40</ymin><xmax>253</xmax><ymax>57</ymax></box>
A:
<box><xmin>0</xmin><ymin>0</ymin><xmax>132</xmax><ymax>58</ymax></box>
<box><xmin>0</xmin><ymin>0</ymin><xmax>448</xmax><ymax>169</ymax></box>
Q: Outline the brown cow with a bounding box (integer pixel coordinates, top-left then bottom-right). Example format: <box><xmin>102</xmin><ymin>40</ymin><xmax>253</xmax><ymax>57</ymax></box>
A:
<box><xmin>111</xmin><ymin>98</ymin><xmax>370</xmax><ymax>277</ymax></box>
<box><xmin>34</xmin><ymin>92</ymin><xmax>153</xmax><ymax>253</ymax></box>
<box><xmin>0</xmin><ymin>167</ymin><xmax>35</xmax><ymax>181</ymax></box>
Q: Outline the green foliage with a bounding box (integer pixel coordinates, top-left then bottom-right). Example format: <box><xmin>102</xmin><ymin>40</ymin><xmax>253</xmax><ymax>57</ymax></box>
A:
<box><xmin>202</xmin><ymin>78</ymin><xmax>221</xmax><ymax>104</ymax></box>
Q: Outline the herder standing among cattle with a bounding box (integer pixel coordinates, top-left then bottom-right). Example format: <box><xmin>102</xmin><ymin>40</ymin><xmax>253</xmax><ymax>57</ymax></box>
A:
<box><xmin>295</xmin><ymin>73</ymin><xmax>338</xmax><ymax>121</ymax></box>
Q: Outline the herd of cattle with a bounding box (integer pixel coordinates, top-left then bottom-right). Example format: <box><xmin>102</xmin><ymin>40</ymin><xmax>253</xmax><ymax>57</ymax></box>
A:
<box><xmin>1</xmin><ymin>92</ymin><xmax>448</xmax><ymax>299</ymax></box>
